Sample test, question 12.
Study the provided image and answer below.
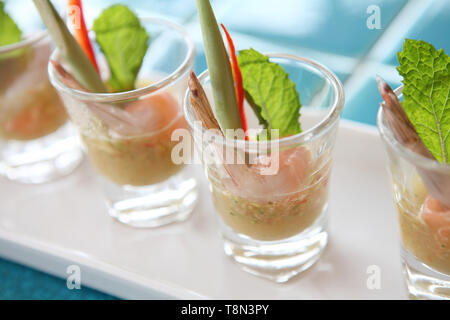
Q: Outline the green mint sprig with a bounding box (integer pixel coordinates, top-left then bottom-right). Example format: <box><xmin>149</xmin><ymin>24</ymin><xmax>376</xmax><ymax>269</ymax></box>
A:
<box><xmin>93</xmin><ymin>4</ymin><xmax>149</xmax><ymax>92</ymax></box>
<box><xmin>238</xmin><ymin>48</ymin><xmax>302</xmax><ymax>138</ymax></box>
<box><xmin>397</xmin><ymin>39</ymin><xmax>450</xmax><ymax>163</ymax></box>
<box><xmin>0</xmin><ymin>1</ymin><xmax>22</xmax><ymax>46</ymax></box>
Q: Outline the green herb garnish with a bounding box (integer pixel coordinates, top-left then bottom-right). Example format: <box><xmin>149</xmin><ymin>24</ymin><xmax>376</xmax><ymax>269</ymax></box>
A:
<box><xmin>33</xmin><ymin>0</ymin><xmax>107</xmax><ymax>92</ymax></box>
<box><xmin>238</xmin><ymin>48</ymin><xmax>302</xmax><ymax>137</ymax></box>
<box><xmin>196</xmin><ymin>0</ymin><xmax>242</xmax><ymax>132</ymax></box>
<box><xmin>397</xmin><ymin>39</ymin><xmax>450</xmax><ymax>163</ymax></box>
<box><xmin>194</xmin><ymin>1</ymin><xmax>302</xmax><ymax>139</ymax></box>
<box><xmin>0</xmin><ymin>1</ymin><xmax>22</xmax><ymax>46</ymax></box>
<box><xmin>93</xmin><ymin>4</ymin><xmax>149</xmax><ymax>92</ymax></box>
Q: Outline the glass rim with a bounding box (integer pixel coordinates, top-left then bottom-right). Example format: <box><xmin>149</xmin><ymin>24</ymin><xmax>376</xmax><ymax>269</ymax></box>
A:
<box><xmin>0</xmin><ymin>30</ymin><xmax>48</xmax><ymax>53</ymax></box>
<box><xmin>183</xmin><ymin>53</ymin><xmax>345</xmax><ymax>150</ymax></box>
<box><xmin>48</xmin><ymin>16</ymin><xmax>195</xmax><ymax>103</ymax></box>
<box><xmin>0</xmin><ymin>0</ymin><xmax>65</xmax><ymax>54</ymax></box>
<box><xmin>377</xmin><ymin>86</ymin><xmax>450</xmax><ymax>172</ymax></box>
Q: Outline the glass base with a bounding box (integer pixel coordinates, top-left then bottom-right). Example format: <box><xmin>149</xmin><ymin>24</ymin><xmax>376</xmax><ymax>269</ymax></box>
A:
<box><xmin>0</xmin><ymin>124</ymin><xmax>83</xmax><ymax>184</ymax></box>
<box><xmin>222</xmin><ymin>216</ymin><xmax>328</xmax><ymax>283</ymax></box>
<box><xmin>104</xmin><ymin>169</ymin><xmax>198</xmax><ymax>228</ymax></box>
<box><xmin>401</xmin><ymin>248</ymin><xmax>450</xmax><ymax>300</ymax></box>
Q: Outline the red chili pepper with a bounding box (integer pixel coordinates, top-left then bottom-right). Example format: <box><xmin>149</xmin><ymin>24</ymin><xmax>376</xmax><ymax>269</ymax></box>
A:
<box><xmin>68</xmin><ymin>0</ymin><xmax>99</xmax><ymax>73</ymax></box>
<box><xmin>220</xmin><ymin>24</ymin><xmax>248</xmax><ymax>140</ymax></box>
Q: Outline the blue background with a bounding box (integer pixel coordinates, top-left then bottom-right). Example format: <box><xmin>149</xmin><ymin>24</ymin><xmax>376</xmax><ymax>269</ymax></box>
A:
<box><xmin>1</xmin><ymin>0</ymin><xmax>449</xmax><ymax>299</ymax></box>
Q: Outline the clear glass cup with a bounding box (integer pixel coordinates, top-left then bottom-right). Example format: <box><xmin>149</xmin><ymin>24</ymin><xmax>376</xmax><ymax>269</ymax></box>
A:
<box><xmin>378</xmin><ymin>87</ymin><xmax>450</xmax><ymax>300</ymax></box>
<box><xmin>0</xmin><ymin>0</ymin><xmax>82</xmax><ymax>183</ymax></box>
<box><xmin>49</xmin><ymin>16</ymin><xmax>198</xmax><ymax>227</ymax></box>
<box><xmin>184</xmin><ymin>54</ymin><xmax>344</xmax><ymax>282</ymax></box>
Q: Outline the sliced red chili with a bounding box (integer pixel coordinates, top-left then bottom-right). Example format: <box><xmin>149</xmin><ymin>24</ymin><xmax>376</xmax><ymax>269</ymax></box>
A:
<box><xmin>221</xmin><ymin>24</ymin><xmax>248</xmax><ymax>140</ymax></box>
<box><xmin>68</xmin><ymin>0</ymin><xmax>100</xmax><ymax>73</ymax></box>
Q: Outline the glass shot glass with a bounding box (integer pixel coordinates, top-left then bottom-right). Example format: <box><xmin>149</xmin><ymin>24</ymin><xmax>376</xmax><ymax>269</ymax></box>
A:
<box><xmin>49</xmin><ymin>17</ymin><xmax>198</xmax><ymax>228</ymax></box>
<box><xmin>184</xmin><ymin>54</ymin><xmax>344</xmax><ymax>282</ymax></box>
<box><xmin>378</xmin><ymin>87</ymin><xmax>450</xmax><ymax>299</ymax></box>
<box><xmin>0</xmin><ymin>0</ymin><xmax>82</xmax><ymax>183</ymax></box>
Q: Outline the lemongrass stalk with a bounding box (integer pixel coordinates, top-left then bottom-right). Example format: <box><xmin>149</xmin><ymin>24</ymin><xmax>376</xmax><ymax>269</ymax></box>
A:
<box><xmin>195</xmin><ymin>0</ymin><xmax>242</xmax><ymax>132</ymax></box>
<box><xmin>33</xmin><ymin>0</ymin><xmax>107</xmax><ymax>92</ymax></box>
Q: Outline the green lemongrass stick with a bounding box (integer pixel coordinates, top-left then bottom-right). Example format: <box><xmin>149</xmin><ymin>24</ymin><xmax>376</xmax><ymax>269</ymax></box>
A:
<box><xmin>33</xmin><ymin>0</ymin><xmax>107</xmax><ymax>92</ymax></box>
<box><xmin>195</xmin><ymin>0</ymin><xmax>242</xmax><ymax>133</ymax></box>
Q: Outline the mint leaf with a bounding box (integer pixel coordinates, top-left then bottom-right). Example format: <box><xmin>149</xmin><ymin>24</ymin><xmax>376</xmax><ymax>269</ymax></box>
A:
<box><xmin>237</xmin><ymin>48</ymin><xmax>302</xmax><ymax>137</ymax></box>
<box><xmin>0</xmin><ymin>1</ymin><xmax>22</xmax><ymax>46</ymax></box>
<box><xmin>93</xmin><ymin>4</ymin><xmax>149</xmax><ymax>92</ymax></box>
<box><xmin>397</xmin><ymin>39</ymin><xmax>450</xmax><ymax>163</ymax></box>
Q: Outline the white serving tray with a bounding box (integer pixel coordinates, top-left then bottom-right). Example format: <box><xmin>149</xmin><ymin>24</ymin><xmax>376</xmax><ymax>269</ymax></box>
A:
<box><xmin>0</xmin><ymin>120</ymin><xmax>407</xmax><ymax>299</ymax></box>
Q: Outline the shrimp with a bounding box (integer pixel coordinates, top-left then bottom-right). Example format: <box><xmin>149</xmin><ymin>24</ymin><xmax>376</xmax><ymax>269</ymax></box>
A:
<box><xmin>222</xmin><ymin>146</ymin><xmax>313</xmax><ymax>202</ymax></box>
<box><xmin>420</xmin><ymin>196</ymin><xmax>450</xmax><ymax>245</ymax></box>
<box><xmin>125</xmin><ymin>92</ymin><xmax>180</xmax><ymax>133</ymax></box>
<box><xmin>52</xmin><ymin>60</ymin><xmax>185</xmax><ymax>138</ymax></box>
<box><xmin>80</xmin><ymin>91</ymin><xmax>184</xmax><ymax>138</ymax></box>
<box><xmin>1</xmin><ymin>80</ymin><xmax>67</xmax><ymax>140</ymax></box>
<box><xmin>82</xmin><ymin>92</ymin><xmax>187</xmax><ymax>186</ymax></box>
